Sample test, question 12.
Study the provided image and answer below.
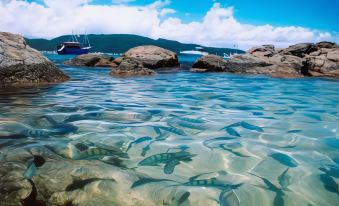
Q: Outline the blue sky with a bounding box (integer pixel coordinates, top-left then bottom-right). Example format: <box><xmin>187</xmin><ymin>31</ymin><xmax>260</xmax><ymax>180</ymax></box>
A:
<box><xmin>91</xmin><ymin>0</ymin><xmax>339</xmax><ymax>32</ymax></box>
<box><xmin>1</xmin><ymin>0</ymin><xmax>338</xmax><ymax>49</ymax></box>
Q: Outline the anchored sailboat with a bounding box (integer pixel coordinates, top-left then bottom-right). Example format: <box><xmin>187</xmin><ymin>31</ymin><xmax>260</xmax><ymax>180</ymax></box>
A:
<box><xmin>57</xmin><ymin>33</ymin><xmax>91</xmax><ymax>55</ymax></box>
<box><xmin>223</xmin><ymin>44</ymin><xmax>239</xmax><ymax>59</ymax></box>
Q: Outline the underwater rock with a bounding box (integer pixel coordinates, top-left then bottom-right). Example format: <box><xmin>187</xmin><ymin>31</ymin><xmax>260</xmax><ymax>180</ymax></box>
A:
<box><xmin>64</xmin><ymin>53</ymin><xmax>116</xmax><ymax>67</ymax></box>
<box><xmin>0</xmin><ymin>143</ymin><xmax>188</xmax><ymax>206</ymax></box>
<box><xmin>0</xmin><ymin>163</ymin><xmax>33</xmax><ymax>205</ymax></box>
<box><xmin>0</xmin><ymin>32</ymin><xmax>69</xmax><ymax>87</ymax></box>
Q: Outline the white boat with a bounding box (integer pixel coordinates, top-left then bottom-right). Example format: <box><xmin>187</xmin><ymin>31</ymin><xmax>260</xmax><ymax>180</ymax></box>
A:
<box><xmin>180</xmin><ymin>47</ymin><xmax>209</xmax><ymax>56</ymax></box>
<box><xmin>223</xmin><ymin>53</ymin><xmax>235</xmax><ymax>59</ymax></box>
<box><xmin>223</xmin><ymin>45</ymin><xmax>239</xmax><ymax>59</ymax></box>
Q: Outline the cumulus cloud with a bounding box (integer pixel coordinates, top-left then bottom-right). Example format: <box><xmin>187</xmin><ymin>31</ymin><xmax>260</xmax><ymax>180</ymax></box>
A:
<box><xmin>0</xmin><ymin>0</ymin><xmax>336</xmax><ymax>49</ymax></box>
<box><xmin>159</xmin><ymin>8</ymin><xmax>176</xmax><ymax>17</ymax></box>
<box><xmin>112</xmin><ymin>0</ymin><xmax>135</xmax><ymax>4</ymax></box>
<box><xmin>147</xmin><ymin>0</ymin><xmax>171</xmax><ymax>10</ymax></box>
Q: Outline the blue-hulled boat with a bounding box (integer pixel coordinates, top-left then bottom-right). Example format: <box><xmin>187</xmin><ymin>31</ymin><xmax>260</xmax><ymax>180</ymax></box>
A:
<box><xmin>57</xmin><ymin>34</ymin><xmax>91</xmax><ymax>55</ymax></box>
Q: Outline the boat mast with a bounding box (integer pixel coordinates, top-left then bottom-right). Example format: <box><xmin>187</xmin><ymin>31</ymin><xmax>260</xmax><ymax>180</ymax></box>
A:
<box><xmin>70</xmin><ymin>30</ymin><xmax>79</xmax><ymax>43</ymax></box>
<box><xmin>83</xmin><ymin>31</ymin><xmax>91</xmax><ymax>47</ymax></box>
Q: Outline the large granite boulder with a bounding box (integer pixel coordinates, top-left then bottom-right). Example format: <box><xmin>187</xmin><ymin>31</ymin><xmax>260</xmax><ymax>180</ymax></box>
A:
<box><xmin>109</xmin><ymin>57</ymin><xmax>156</xmax><ymax>77</ymax></box>
<box><xmin>123</xmin><ymin>45</ymin><xmax>179</xmax><ymax>69</ymax></box>
<box><xmin>247</xmin><ymin>44</ymin><xmax>276</xmax><ymax>58</ymax></box>
<box><xmin>224</xmin><ymin>54</ymin><xmax>302</xmax><ymax>77</ymax></box>
<box><xmin>225</xmin><ymin>54</ymin><xmax>272</xmax><ymax>70</ymax></box>
<box><xmin>64</xmin><ymin>54</ymin><xmax>117</xmax><ymax>67</ymax></box>
<box><xmin>316</xmin><ymin>41</ymin><xmax>336</xmax><ymax>49</ymax></box>
<box><xmin>0</xmin><ymin>32</ymin><xmax>69</xmax><ymax>87</ymax></box>
<box><xmin>191</xmin><ymin>55</ymin><xmax>228</xmax><ymax>72</ymax></box>
<box><xmin>305</xmin><ymin>48</ymin><xmax>339</xmax><ymax>77</ymax></box>
<box><xmin>109</xmin><ymin>45</ymin><xmax>179</xmax><ymax>77</ymax></box>
<box><xmin>279</xmin><ymin>43</ymin><xmax>318</xmax><ymax>57</ymax></box>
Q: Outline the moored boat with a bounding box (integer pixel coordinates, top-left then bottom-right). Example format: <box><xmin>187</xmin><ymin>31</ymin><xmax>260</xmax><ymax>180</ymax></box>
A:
<box><xmin>180</xmin><ymin>47</ymin><xmax>209</xmax><ymax>56</ymax></box>
<box><xmin>57</xmin><ymin>33</ymin><xmax>91</xmax><ymax>55</ymax></box>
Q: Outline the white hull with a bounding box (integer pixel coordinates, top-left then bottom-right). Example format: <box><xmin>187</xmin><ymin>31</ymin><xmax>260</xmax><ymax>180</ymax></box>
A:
<box><xmin>180</xmin><ymin>50</ymin><xmax>209</xmax><ymax>56</ymax></box>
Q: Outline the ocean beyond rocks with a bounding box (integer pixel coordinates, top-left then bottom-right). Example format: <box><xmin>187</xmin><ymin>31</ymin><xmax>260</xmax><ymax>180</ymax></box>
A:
<box><xmin>0</xmin><ymin>32</ymin><xmax>69</xmax><ymax>87</ymax></box>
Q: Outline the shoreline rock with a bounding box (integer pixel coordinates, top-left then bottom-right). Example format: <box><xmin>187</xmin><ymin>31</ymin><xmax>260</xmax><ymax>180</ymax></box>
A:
<box><xmin>110</xmin><ymin>45</ymin><xmax>179</xmax><ymax>77</ymax></box>
<box><xmin>123</xmin><ymin>45</ymin><xmax>179</xmax><ymax>69</ymax></box>
<box><xmin>0</xmin><ymin>32</ymin><xmax>69</xmax><ymax>87</ymax></box>
<box><xmin>192</xmin><ymin>42</ymin><xmax>339</xmax><ymax>78</ymax></box>
<box><xmin>109</xmin><ymin>57</ymin><xmax>156</xmax><ymax>77</ymax></box>
<box><xmin>63</xmin><ymin>46</ymin><xmax>179</xmax><ymax>77</ymax></box>
<box><xmin>191</xmin><ymin>55</ymin><xmax>228</xmax><ymax>72</ymax></box>
<box><xmin>64</xmin><ymin>54</ymin><xmax>117</xmax><ymax>67</ymax></box>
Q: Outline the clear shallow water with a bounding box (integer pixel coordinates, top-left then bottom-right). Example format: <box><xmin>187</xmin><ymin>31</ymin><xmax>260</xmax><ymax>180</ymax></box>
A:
<box><xmin>0</xmin><ymin>54</ymin><xmax>339</xmax><ymax>206</ymax></box>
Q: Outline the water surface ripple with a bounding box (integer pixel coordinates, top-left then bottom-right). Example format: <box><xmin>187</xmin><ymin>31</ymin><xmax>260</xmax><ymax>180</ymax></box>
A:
<box><xmin>0</xmin><ymin>54</ymin><xmax>338</xmax><ymax>206</ymax></box>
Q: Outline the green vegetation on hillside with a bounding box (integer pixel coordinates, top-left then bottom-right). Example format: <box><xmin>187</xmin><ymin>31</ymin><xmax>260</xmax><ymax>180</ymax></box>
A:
<box><xmin>25</xmin><ymin>34</ymin><xmax>244</xmax><ymax>55</ymax></box>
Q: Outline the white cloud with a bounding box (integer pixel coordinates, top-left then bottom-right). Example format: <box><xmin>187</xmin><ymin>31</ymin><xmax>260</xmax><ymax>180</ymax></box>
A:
<box><xmin>0</xmin><ymin>1</ymin><xmax>336</xmax><ymax>50</ymax></box>
<box><xmin>112</xmin><ymin>0</ymin><xmax>135</xmax><ymax>4</ymax></box>
<box><xmin>159</xmin><ymin>8</ymin><xmax>176</xmax><ymax>17</ymax></box>
<box><xmin>147</xmin><ymin>0</ymin><xmax>171</xmax><ymax>10</ymax></box>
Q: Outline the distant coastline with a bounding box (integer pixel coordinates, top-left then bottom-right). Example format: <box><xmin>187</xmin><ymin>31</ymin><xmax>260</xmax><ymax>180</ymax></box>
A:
<box><xmin>25</xmin><ymin>34</ymin><xmax>244</xmax><ymax>55</ymax></box>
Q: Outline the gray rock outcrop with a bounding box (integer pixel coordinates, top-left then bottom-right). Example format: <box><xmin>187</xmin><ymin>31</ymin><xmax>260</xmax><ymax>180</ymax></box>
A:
<box><xmin>123</xmin><ymin>45</ymin><xmax>179</xmax><ymax>69</ymax></box>
<box><xmin>64</xmin><ymin>54</ymin><xmax>117</xmax><ymax>67</ymax></box>
<box><xmin>109</xmin><ymin>57</ymin><xmax>156</xmax><ymax>77</ymax></box>
<box><xmin>191</xmin><ymin>55</ymin><xmax>228</xmax><ymax>72</ymax></box>
<box><xmin>192</xmin><ymin>42</ymin><xmax>339</xmax><ymax>78</ymax></box>
<box><xmin>0</xmin><ymin>32</ymin><xmax>69</xmax><ymax>87</ymax></box>
<box><xmin>110</xmin><ymin>45</ymin><xmax>179</xmax><ymax>77</ymax></box>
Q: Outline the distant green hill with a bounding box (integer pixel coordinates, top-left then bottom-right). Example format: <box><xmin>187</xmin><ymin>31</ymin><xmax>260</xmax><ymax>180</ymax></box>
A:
<box><xmin>25</xmin><ymin>34</ymin><xmax>244</xmax><ymax>55</ymax></box>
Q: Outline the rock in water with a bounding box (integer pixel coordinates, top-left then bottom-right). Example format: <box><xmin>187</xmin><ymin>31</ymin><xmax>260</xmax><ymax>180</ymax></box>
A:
<box><xmin>109</xmin><ymin>57</ymin><xmax>156</xmax><ymax>77</ymax></box>
<box><xmin>191</xmin><ymin>55</ymin><xmax>228</xmax><ymax>72</ymax></box>
<box><xmin>193</xmin><ymin>42</ymin><xmax>339</xmax><ymax>78</ymax></box>
<box><xmin>305</xmin><ymin>48</ymin><xmax>339</xmax><ymax>77</ymax></box>
<box><xmin>123</xmin><ymin>45</ymin><xmax>179</xmax><ymax>69</ymax></box>
<box><xmin>64</xmin><ymin>53</ymin><xmax>116</xmax><ymax>67</ymax></box>
<box><xmin>109</xmin><ymin>45</ymin><xmax>179</xmax><ymax>77</ymax></box>
<box><xmin>0</xmin><ymin>32</ymin><xmax>69</xmax><ymax>87</ymax></box>
<box><xmin>225</xmin><ymin>54</ymin><xmax>273</xmax><ymax>71</ymax></box>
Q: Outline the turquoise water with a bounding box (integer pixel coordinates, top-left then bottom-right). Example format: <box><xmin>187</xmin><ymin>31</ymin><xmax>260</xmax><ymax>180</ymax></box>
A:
<box><xmin>0</xmin><ymin>54</ymin><xmax>338</xmax><ymax>206</ymax></box>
